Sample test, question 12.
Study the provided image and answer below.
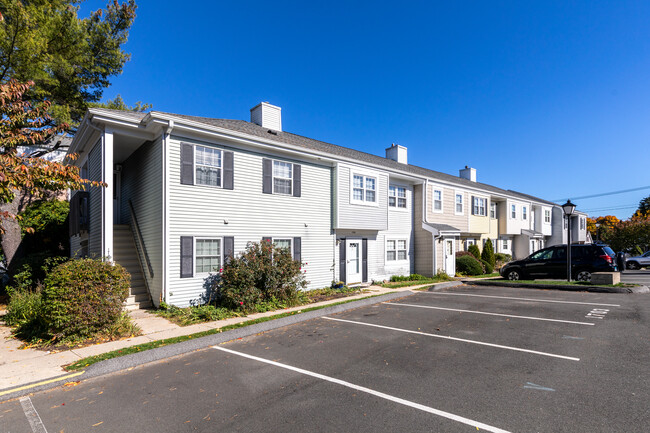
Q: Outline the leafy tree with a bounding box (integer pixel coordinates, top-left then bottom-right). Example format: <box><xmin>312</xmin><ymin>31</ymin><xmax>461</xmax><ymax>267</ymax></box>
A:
<box><xmin>0</xmin><ymin>80</ymin><xmax>101</xmax><ymax>271</ymax></box>
<box><xmin>632</xmin><ymin>195</ymin><xmax>650</xmax><ymax>221</ymax></box>
<box><xmin>606</xmin><ymin>219</ymin><xmax>650</xmax><ymax>253</ymax></box>
<box><xmin>0</xmin><ymin>0</ymin><xmax>138</xmax><ymax>127</ymax></box>
<box><xmin>89</xmin><ymin>94</ymin><xmax>151</xmax><ymax>112</ymax></box>
<box><xmin>587</xmin><ymin>215</ymin><xmax>620</xmax><ymax>244</ymax></box>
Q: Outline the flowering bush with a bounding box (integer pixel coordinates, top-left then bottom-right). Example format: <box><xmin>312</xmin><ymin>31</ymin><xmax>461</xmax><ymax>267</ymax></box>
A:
<box><xmin>207</xmin><ymin>241</ymin><xmax>308</xmax><ymax>311</ymax></box>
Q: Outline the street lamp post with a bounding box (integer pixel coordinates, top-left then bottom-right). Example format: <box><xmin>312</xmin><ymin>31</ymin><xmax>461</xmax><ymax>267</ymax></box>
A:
<box><xmin>562</xmin><ymin>200</ymin><xmax>576</xmax><ymax>282</ymax></box>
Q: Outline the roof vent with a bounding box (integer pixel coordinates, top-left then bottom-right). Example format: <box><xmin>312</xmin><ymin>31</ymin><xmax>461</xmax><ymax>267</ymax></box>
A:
<box><xmin>459</xmin><ymin>166</ymin><xmax>477</xmax><ymax>182</ymax></box>
<box><xmin>250</xmin><ymin>102</ymin><xmax>282</xmax><ymax>132</ymax></box>
<box><xmin>385</xmin><ymin>143</ymin><xmax>407</xmax><ymax>164</ymax></box>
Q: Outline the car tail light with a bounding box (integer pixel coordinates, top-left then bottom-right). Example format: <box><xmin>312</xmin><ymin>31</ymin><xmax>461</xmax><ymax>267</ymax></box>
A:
<box><xmin>600</xmin><ymin>254</ymin><xmax>613</xmax><ymax>264</ymax></box>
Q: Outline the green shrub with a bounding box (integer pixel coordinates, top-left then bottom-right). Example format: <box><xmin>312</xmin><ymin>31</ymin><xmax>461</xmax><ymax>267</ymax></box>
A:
<box><xmin>479</xmin><ymin>259</ymin><xmax>494</xmax><ymax>274</ymax></box>
<box><xmin>456</xmin><ymin>255</ymin><xmax>483</xmax><ymax>276</ymax></box>
<box><xmin>208</xmin><ymin>241</ymin><xmax>307</xmax><ymax>311</ymax></box>
<box><xmin>495</xmin><ymin>253</ymin><xmax>512</xmax><ymax>269</ymax></box>
<box><xmin>468</xmin><ymin>244</ymin><xmax>481</xmax><ymax>260</ymax></box>
<box><xmin>434</xmin><ymin>271</ymin><xmax>454</xmax><ymax>281</ymax></box>
<box><xmin>9</xmin><ymin>254</ymin><xmax>68</xmax><ymax>289</ymax></box>
<box><xmin>456</xmin><ymin>251</ymin><xmax>473</xmax><ymax>258</ymax></box>
<box><xmin>481</xmin><ymin>239</ymin><xmax>496</xmax><ymax>267</ymax></box>
<box><xmin>41</xmin><ymin>259</ymin><xmax>130</xmax><ymax>340</ymax></box>
<box><xmin>4</xmin><ymin>287</ymin><xmax>44</xmax><ymax>328</ymax></box>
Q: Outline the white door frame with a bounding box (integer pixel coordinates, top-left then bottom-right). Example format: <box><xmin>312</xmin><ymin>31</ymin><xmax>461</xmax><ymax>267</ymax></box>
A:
<box><xmin>113</xmin><ymin>168</ymin><xmax>121</xmax><ymax>224</ymax></box>
<box><xmin>346</xmin><ymin>238</ymin><xmax>362</xmax><ymax>284</ymax></box>
<box><xmin>444</xmin><ymin>238</ymin><xmax>455</xmax><ymax>277</ymax></box>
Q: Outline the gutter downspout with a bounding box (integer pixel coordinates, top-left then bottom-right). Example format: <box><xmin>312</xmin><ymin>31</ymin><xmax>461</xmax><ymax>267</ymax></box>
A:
<box><xmin>161</xmin><ymin>120</ymin><xmax>174</xmax><ymax>305</ymax></box>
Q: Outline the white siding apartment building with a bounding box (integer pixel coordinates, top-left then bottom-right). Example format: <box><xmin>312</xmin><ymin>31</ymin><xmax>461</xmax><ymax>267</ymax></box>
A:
<box><xmin>68</xmin><ymin>103</ymin><xmax>587</xmax><ymax>308</ymax></box>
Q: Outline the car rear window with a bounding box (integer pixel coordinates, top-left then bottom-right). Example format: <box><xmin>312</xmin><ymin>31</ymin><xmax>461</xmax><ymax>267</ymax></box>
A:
<box><xmin>602</xmin><ymin>246</ymin><xmax>615</xmax><ymax>256</ymax></box>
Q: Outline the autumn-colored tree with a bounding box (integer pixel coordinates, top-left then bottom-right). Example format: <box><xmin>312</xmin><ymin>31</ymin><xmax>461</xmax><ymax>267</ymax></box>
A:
<box><xmin>0</xmin><ymin>80</ymin><xmax>102</xmax><ymax>270</ymax></box>
<box><xmin>587</xmin><ymin>215</ymin><xmax>620</xmax><ymax>244</ymax></box>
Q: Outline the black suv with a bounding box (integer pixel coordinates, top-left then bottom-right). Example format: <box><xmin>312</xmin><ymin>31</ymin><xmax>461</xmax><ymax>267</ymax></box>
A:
<box><xmin>500</xmin><ymin>244</ymin><xmax>617</xmax><ymax>282</ymax></box>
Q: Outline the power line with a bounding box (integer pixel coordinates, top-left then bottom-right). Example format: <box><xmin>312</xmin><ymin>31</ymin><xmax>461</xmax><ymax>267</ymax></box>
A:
<box><xmin>581</xmin><ymin>205</ymin><xmax>638</xmax><ymax>213</ymax></box>
<box><xmin>553</xmin><ymin>185</ymin><xmax>650</xmax><ymax>202</ymax></box>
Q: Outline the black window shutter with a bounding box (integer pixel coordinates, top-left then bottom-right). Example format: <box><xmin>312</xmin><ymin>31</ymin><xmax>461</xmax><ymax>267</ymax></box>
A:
<box><xmin>362</xmin><ymin>238</ymin><xmax>368</xmax><ymax>282</ymax></box>
<box><xmin>293</xmin><ymin>164</ymin><xmax>301</xmax><ymax>197</ymax></box>
<box><xmin>180</xmin><ymin>236</ymin><xmax>193</xmax><ymax>278</ymax></box>
<box><xmin>223</xmin><ymin>151</ymin><xmax>234</xmax><ymax>190</ymax></box>
<box><xmin>293</xmin><ymin>237</ymin><xmax>301</xmax><ymax>262</ymax></box>
<box><xmin>471</xmin><ymin>196</ymin><xmax>475</xmax><ymax>215</ymax></box>
<box><xmin>262</xmin><ymin>158</ymin><xmax>272</xmax><ymax>194</ymax></box>
<box><xmin>69</xmin><ymin>192</ymin><xmax>79</xmax><ymax>236</ymax></box>
<box><xmin>181</xmin><ymin>143</ymin><xmax>194</xmax><ymax>185</ymax></box>
<box><xmin>223</xmin><ymin>236</ymin><xmax>234</xmax><ymax>264</ymax></box>
<box><xmin>339</xmin><ymin>240</ymin><xmax>346</xmax><ymax>282</ymax></box>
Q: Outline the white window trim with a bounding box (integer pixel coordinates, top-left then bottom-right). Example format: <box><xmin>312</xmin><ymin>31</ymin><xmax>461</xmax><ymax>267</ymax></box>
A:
<box><xmin>350</xmin><ymin>172</ymin><xmax>379</xmax><ymax>207</ymax></box>
<box><xmin>388</xmin><ymin>185</ymin><xmax>408</xmax><ymax>211</ymax></box>
<box><xmin>272</xmin><ymin>160</ymin><xmax>293</xmax><ymax>195</ymax></box>
<box><xmin>544</xmin><ymin>209</ymin><xmax>551</xmax><ymax>224</ymax></box>
<box><xmin>454</xmin><ymin>191</ymin><xmax>464</xmax><ymax>215</ymax></box>
<box><xmin>522</xmin><ymin>206</ymin><xmax>528</xmax><ymax>221</ymax></box>
<box><xmin>386</xmin><ymin>238</ymin><xmax>409</xmax><ymax>263</ymax></box>
<box><xmin>510</xmin><ymin>204</ymin><xmax>517</xmax><ymax>219</ymax></box>
<box><xmin>194</xmin><ymin>237</ymin><xmax>223</xmax><ymax>277</ymax></box>
<box><xmin>194</xmin><ymin>144</ymin><xmax>223</xmax><ymax>188</ymax></box>
<box><xmin>432</xmin><ymin>188</ymin><xmax>443</xmax><ymax>213</ymax></box>
<box><xmin>490</xmin><ymin>202</ymin><xmax>497</xmax><ymax>219</ymax></box>
<box><xmin>472</xmin><ymin>196</ymin><xmax>487</xmax><ymax>217</ymax></box>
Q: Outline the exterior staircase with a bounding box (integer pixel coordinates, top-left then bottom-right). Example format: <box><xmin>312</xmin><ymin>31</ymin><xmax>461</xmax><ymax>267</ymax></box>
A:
<box><xmin>113</xmin><ymin>224</ymin><xmax>152</xmax><ymax>310</ymax></box>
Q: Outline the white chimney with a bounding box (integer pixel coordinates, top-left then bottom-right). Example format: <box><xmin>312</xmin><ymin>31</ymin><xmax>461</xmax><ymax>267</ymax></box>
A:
<box><xmin>250</xmin><ymin>102</ymin><xmax>282</xmax><ymax>131</ymax></box>
<box><xmin>385</xmin><ymin>143</ymin><xmax>408</xmax><ymax>164</ymax></box>
<box><xmin>460</xmin><ymin>166</ymin><xmax>476</xmax><ymax>182</ymax></box>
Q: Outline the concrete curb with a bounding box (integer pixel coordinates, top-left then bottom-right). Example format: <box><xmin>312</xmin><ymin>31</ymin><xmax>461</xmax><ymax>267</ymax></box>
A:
<box><xmin>0</xmin><ymin>290</ymin><xmax>416</xmax><ymax>402</ymax></box>
<box><xmin>464</xmin><ymin>279</ymin><xmax>650</xmax><ymax>294</ymax></box>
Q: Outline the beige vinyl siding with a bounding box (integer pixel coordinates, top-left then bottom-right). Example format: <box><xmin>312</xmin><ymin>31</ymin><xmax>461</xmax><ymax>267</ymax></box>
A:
<box><xmin>337</xmin><ymin>164</ymin><xmax>388</xmax><ymax>230</ymax></box>
<box><xmin>427</xmin><ymin>184</ymin><xmax>469</xmax><ymax>233</ymax></box>
<box><xmin>413</xmin><ymin>184</ymin><xmax>434</xmax><ymax>277</ymax></box>
<box><xmin>119</xmin><ymin>139</ymin><xmax>164</xmax><ymax>305</ymax></box>
<box><xmin>167</xmin><ymin>136</ymin><xmax>334</xmax><ymax>307</ymax></box>
<box><xmin>88</xmin><ymin>140</ymin><xmax>103</xmax><ymax>257</ymax></box>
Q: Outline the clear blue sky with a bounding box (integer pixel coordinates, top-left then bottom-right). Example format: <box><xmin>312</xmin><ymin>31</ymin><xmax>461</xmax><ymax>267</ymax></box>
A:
<box><xmin>81</xmin><ymin>0</ymin><xmax>650</xmax><ymax>219</ymax></box>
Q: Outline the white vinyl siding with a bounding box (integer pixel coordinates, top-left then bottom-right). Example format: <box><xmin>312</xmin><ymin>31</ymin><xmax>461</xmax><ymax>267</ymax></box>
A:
<box><xmin>195</xmin><ymin>145</ymin><xmax>222</xmax><ymax>187</ymax></box>
<box><xmin>169</xmin><ymin>137</ymin><xmax>333</xmax><ymax>307</ymax></box>
<box><xmin>337</xmin><ymin>165</ymin><xmax>388</xmax><ymax>230</ymax></box>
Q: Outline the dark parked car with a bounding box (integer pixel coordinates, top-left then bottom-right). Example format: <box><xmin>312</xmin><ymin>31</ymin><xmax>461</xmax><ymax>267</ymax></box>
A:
<box><xmin>500</xmin><ymin>244</ymin><xmax>617</xmax><ymax>282</ymax></box>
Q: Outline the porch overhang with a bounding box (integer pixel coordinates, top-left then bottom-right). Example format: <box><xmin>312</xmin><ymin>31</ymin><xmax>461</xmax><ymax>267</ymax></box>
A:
<box><xmin>521</xmin><ymin>229</ymin><xmax>545</xmax><ymax>239</ymax></box>
<box><xmin>422</xmin><ymin>222</ymin><xmax>460</xmax><ymax>237</ymax></box>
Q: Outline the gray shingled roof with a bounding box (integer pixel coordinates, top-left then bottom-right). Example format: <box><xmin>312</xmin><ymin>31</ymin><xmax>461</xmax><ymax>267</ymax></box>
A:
<box><xmin>93</xmin><ymin>108</ymin><xmax>559</xmax><ymax>206</ymax></box>
<box><xmin>423</xmin><ymin>222</ymin><xmax>461</xmax><ymax>233</ymax></box>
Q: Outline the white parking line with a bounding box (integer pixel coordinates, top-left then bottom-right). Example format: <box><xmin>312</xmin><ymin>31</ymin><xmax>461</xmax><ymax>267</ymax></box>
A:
<box><xmin>213</xmin><ymin>345</ymin><xmax>512</xmax><ymax>433</ymax></box>
<box><xmin>385</xmin><ymin>302</ymin><xmax>596</xmax><ymax>326</ymax></box>
<box><xmin>324</xmin><ymin>317</ymin><xmax>580</xmax><ymax>361</ymax></box>
<box><xmin>20</xmin><ymin>397</ymin><xmax>48</xmax><ymax>433</ymax></box>
<box><xmin>422</xmin><ymin>292</ymin><xmax>621</xmax><ymax>307</ymax></box>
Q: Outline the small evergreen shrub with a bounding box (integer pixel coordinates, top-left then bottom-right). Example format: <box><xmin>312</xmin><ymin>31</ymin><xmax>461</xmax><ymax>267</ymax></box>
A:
<box><xmin>41</xmin><ymin>259</ymin><xmax>130</xmax><ymax>340</ymax></box>
<box><xmin>456</xmin><ymin>251</ymin><xmax>473</xmax><ymax>258</ymax></box>
<box><xmin>208</xmin><ymin>241</ymin><xmax>307</xmax><ymax>311</ymax></box>
<box><xmin>481</xmin><ymin>239</ymin><xmax>496</xmax><ymax>267</ymax></box>
<box><xmin>479</xmin><ymin>259</ymin><xmax>494</xmax><ymax>274</ymax></box>
<box><xmin>389</xmin><ymin>274</ymin><xmax>427</xmax><ymax>282</ymax></box>
<box><xmin>456</xmin><ymin>255</ymin><xmax>483</xmax><ymax>276</ymax></box>
<box><xmin>468</xmin><ymin>244</ymin><xmax>481</xmax><ymax>260</ymax></box>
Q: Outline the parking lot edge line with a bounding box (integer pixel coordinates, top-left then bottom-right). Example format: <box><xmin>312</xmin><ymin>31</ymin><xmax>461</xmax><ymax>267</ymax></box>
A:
<box><xmin>20</xmin><ymin>396</ymin><xmax>48</xmax><ymax>433</ymax></box>
<box><xmin>212</xmin><ymin>346</ymin><xmax>512</xmax><ymax>433</ymax></box>
<box><xmin>423</xmin><ymin>292</ymin><xmax>621</xmax><ymax>307</ymax></box>
<box><xmin>385</xmin><ymin>302</ymin><xmax>596</xmax><ymax>325</ymax></box>
<box><xmin>324</xmin><ymin>317</ymin><xmax>580</xmax><ymax>361</ymax></box>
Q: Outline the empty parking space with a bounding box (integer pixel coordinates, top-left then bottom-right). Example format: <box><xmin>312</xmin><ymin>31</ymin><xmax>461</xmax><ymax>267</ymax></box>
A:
<box><xmin>2</xmin><ymin>285</ymin><xmax>648</xmax><ymax>432</ymax></box>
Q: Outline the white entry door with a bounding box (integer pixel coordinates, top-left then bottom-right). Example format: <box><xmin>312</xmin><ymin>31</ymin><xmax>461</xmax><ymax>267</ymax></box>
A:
<box><xmin>444</xmin><ymin>239</ymin><xmax>455</xmax><ymax>277</ymax></box>
<box><xmin>346</xmin><ymin>239</ymin><xmax>362</xmax><ymax>284</ymax></box>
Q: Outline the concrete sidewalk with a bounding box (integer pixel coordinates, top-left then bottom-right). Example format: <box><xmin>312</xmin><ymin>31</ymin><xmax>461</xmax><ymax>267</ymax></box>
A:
<box><xmin>0</xmin><ymin>284</ymin><xmax>441</xmax><ymax>396</ymax></box>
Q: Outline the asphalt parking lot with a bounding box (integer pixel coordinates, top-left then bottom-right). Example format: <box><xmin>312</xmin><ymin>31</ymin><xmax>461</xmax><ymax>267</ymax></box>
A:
<box><xmin>1</xmin><ymin>285</ymin><xmax>648</xmax><ymax>432</ymax></box>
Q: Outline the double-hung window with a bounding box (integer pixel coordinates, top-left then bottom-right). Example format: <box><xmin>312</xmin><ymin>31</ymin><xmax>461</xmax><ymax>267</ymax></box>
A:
<box><xmin>580</xmin><ymin>217</ymin><xmax>585</xmax><ymax>230</ymax></box>
<box><xmin>195</xmin><ymin>238</ymin><xmax>222</xmax><ymax>274</ymax></box>
<box><xmin>389</xmin><ymin>186</ymin><xmax>407</xmax><ymax>208</ymax></box>
<box><xmin>387</xmin><ymin>239</ymin><xmax>407</xmax><ymax>261</ymax></box>
<box><xmin>522</xmin><ymin>206</ymin><xmax>528</xmax><ymax>220</ymax></box>
<box><xmin>490</xmin><ymin>202</ymin><xmax>497</xmax><ymax>219</ymax></box>
<box><xmin>511</xmin><ymin>204</ymin><xmax>516</xmax><ymax>219</ymax></box>
<box><xmin>455</xmin><ymin>193</ymin><xmax>463</xmax><ymax>214</ymax></box>
<box><xmin>544</xmin><ymin>210</ymin><xmax>551</xmax><ymax>223</ymax></box>
<box><xmin>473</xmin><ymin>197</ymin><xmax>487</xmax><ymax>216</ymax></box>
<box><xmin>273</xmin><ymin>238</ymin><xmax>292</xmax><ymax>255</ymax></box>
<box><xmin>195</xmin><ymin>145</ymin><xmax>222</xmax><ymax>187</ymax></box>
<box><xmin>433</xmin><ymin>189</ymin><xmax>442</xmax><ymax>212</ymax></box>
<box><xmin>353</xmin><ymin>174</ymin><xmax>376</xmax><ymax>204</ymax></box>
<box><xmin>273</xmin><ymin>161</ymin><xmax>293</xmax><ymax>195</ymax></box>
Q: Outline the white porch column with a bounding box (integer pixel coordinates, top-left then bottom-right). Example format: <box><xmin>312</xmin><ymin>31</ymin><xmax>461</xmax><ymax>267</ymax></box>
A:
<box><xmin>103</xmin><ymin>129</ymin><xmax>114</xmax><ymax>261</ymax></box>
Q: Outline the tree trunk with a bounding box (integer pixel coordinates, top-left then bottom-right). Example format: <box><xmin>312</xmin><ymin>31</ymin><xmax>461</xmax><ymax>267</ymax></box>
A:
<box><xmin>0</xmin><ymin>194</ymin><xmax>23</xmax><ymax>272</ymax></box>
